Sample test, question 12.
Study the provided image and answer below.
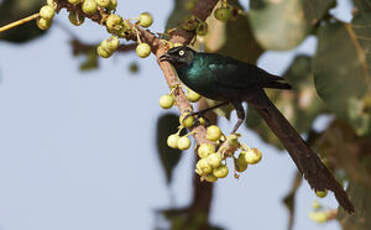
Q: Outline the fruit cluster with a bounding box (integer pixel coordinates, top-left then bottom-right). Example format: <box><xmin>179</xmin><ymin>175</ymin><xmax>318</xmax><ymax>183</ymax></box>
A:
<box><xmin>182</xmin><ymin>15</ymin><xmax>208</xmax><ymax>36</ymax></box>
<box><xmin>213</xmin><ymin>0</ymin><xmax>242</xmax><ymax>22</ymax></box>
<box><xmin>36</xmin><ymin>2</ymin><xmax>56</xmax><ymax>30</ymax></box>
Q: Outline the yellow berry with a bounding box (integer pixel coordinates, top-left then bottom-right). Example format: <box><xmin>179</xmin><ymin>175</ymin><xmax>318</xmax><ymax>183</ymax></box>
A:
<box><xmin>185</xmin><ymin>89</ymin><xmax>201</xmax><ymax>102</ymax></box>
<box><xmin>68</xmin><ymin>11</ymin><xmax>85</xmax><ymax>26</ymax></box>
<box><xmin>315</xmin><ymin>190</ymin><xmax>328</xmax><ymax>198</ymax></box>
<box><xmin>198</xmin><ymin>143</ymin><xmax>215</xmax><ymax>158</ymax></box>
<box><xmin>47</xmin><ymin>0</ymin><xmax>57</xmax><ymax>9</ymax></box>
<box><xmin>97</xmin><ymin>46</ymin><xmax>112</xmax><ymax>58</ymax></box>
<box><xmin>213</xmin><ymin>165</ymin><xmax>229</xmax><ymax>178</ymax></box>
<box><xmin>234</xmin><ymin>153</ymin><xmax>248</xmax><ymax>172</ymax></box>
<box><xmin>177</xmin><ymin>136</ymin><xmax>191</xmax><ymax>150</ymax></box>
<box><xmin>96</xmin><ymin>0</ymin><xmax>110</xmax><ymax>7</ymax></box>
<box><xmin>106</xmin><ymin>14</ymin><xmax>123</xmax><ymax>32</ymax></box>
<box><xmin>40</xmin><ymin>5</ymin><xmax>55</xmax><ymax>21</ymax></box>
<box><xmin>107</xmin><ymin>0</ymin><xmax>117</xmax><ymax>11</ymax></box>
<box><xmin>204</xmin><ymin>174</ymin><xmax>218</xmax><ymax>182</ymax></box>
<box><xmin>101</xmin><ymin>36</ymin><xmax>120</xmax><ymax>52</ymax></box>
<box><xmin>309</xmin><ymin>212</ymin><xmax>328</xmax><ymax>223</ymax></box>
<box><xmin>179</xmin><ymin>112</ymin><xmax>194</xmax><ymax>128</ymax></box>
<box><xmin>206</xmin><ymin>125</ymin><xmax>222</xmax><ymax>141</ymax></box>
<box><xmin>159</xmin><ymin>95</ymin><xmax>175</xmax><ymax>109</ymax></box>
<box><xmin>312</xmin><ymin>201</ymin><xmax>321</xmax><ymax>210</ymax></box>
<box><xmin>243</xmin><ymin>148</ymin><xmax>262</xmax><ymax>164</ymax></box>
<box><xmin>227</xmin><ymin>134</ymin><xmax>240</xmax><ymax>148</ymax></box>
<box><xmin>207</xmin><ymin>153</ymin><xmax>222</xmax><ymax>168</ymax></box>
<box><xmin>167</xmin><ymin>134</ymin><xmax>179</xmax><ymax>149</ymax></box>
<box><xmin>36</xmin><ymin>17</ymin><xmax>51</xmax><ymax>30</ymax></box>
<box><xmin>138</xmin><ymin>12</ymin><xmax>153</xmax><ymax>28</ymax></box>
<box><xmin>82</xmin><ymin>0</ymin><xmax>98</xmax><ymax>15</ymax></box>
<box><xmin>196</xmin><ymin>158</ymin><xmax>212</xmax><ymax>175</ymax></box>
<box><xmin>136</xmin><ymin>43</ymin><xmax>151</xmax><ymax>58</ymax></box>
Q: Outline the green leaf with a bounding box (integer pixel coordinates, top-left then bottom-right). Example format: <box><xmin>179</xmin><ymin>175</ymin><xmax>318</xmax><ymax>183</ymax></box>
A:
<box><xmin>156</xmin><ymin>113</ymin><xmax>183</xmax><ymax>185</ymax></box>
<box><xmin>0</xmin><ymin>0</ymin><xmax>46</xmax><ymax>43</ymax></box>
<box><xmin>313</xmin><ymin>16</ymin><xmax>371</xmax><ymax>136</ymax></box>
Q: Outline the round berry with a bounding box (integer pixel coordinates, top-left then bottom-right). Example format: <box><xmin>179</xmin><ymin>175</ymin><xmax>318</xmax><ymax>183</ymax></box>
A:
<box><xmin>177</xmin><ymin>136</ymin><xmax>191</xmax><ymax>150</ymax></box>
<box><xmin>107</xmin><ymin>0</ymin><xmax>117</xmax><ymax>11</ymax></box>
<box><xmin>227</xmin><ymin>134</ymin><xmax>240</xmax><ymax>148</ymax></box>
<box><xmin>204</xmin><ymin>174</ymin><xmax>218</xmax><ymax>182</ymax></box>
<box><xmin>68</xmin><ymin>0</ymin><xmax>82</xmax><ymax>5</ymax></box>
<box><xmin>234</xmin><ymin>153</ymin><xmax>248</xmax><ymax>172</ymax></box>
<box><xmin>102</xmin><ymin>36</ymin><xmax>120</xmax><ymax>52</ymax></box>
<box><xmin>136</xmin><ymin>43</ymin><xmax>151</xmax><ymax>58</ymax></box>
<box><xmin>182</xmin><ymin>15</ymin><xmax>198</xmax><ymax>31</ymax></box>
<box><xmin>213</xmin><ymin>165</ymin><xmax>229</xmax><ymax>178</ymax></box>
<box><xmin>68</xmin><ymin>11</ymin><xmax>85</xmax><ymax>26</ymax></box>
<box><xmin>82</xmin><ymin>0</ymin><xmax>98</xmax><ymax>15</ymax></box>
<box><xmin>207</xmin><ymin>153</ymin><xmax>222</xmax><ymax>168</ymax></box>
<box><xmin>96</xmin><ymin>0</ymin><xmax>110</xmax><ymax>7</ymax></box>
<box><xmin>315</xmin><ymin>190</ymin><xmax>328</xmax><ymax>198</ymax></box>
<box><xmin>138</xmin><ymin>12</ymin><xmax>153</xmax><ymax>28</ymax></box>
<box><xmin>308</xmin><ymin>212</ymin><xmax>328</xmax><ymax>223</ymax></box>
<box><xmin>214</xmin><ymin>6</ymin><xmax>232</xmax><ymax>22</ymax></box>
<box><xmin>312</xmin><ymin>201</ymin><xmax>321</xmax><ymax>210</ymax></box>
<box><xmin>179</xmin><ymin>112</ymin><xmax>194</xmax><ymax>128</ymax></box>
<box><xmin>47</xmin><ymin>0</ymin><xmax>57</xmax><ymax>9</ymax></box>
<box><xmin>97</xmin><ymin>46</ymin><xmax>112</xmax><ymax>58</ymax></box>
<box><xmin>198</xmin><ymin>143</ymin><xmax>215</xmax><ymax>158</ymax></box>
<box><xmin>206</xmin><ymin>125</ymin><xmax>222</xmax><ymax>141</ymax></box>
<box><xmin>196</xmin><ymin>21</ymin><xmax>208</xmax><ymax>36</ymax></box>
<box><xmin>198</xmin><ymin>117</ymin><xmax>206</xmax><ymax>125</ymax></box>
<box><xmin>244</xmin><ymin>148</ymin><xmax>262</xmax><ymax>164</ymax></box>
<box><xmin>196</xmin><ymin>158</ymin><xmax>212</xmax><ymax>175</ymax></box>
<box><xmin>106</xmin><ymin>14</ymin><xmax>123</xmax><ymax>32</ymax></box>
<box><xmin>36</xmin><ymin>17</ymin><xmax>51</xmax><ymax>30</ymax></box>
<box><xmin>167</xmin><ymin>134</ymin><xmax>179</xmax><ymax>149</ymax></box>
<box><xmin>40</xmin><ymin>5</ymin><xmax>55</xmax><ymax>21</ymax></box>
<box><xmin>159</xmin><ymin>94</ymin><xmax>175</xmax><ymax>109</ymax></box>
<box><xmin>185</xmin><ymin>89</ymin><xmax>201</xmax><ymax>102</ymax></box>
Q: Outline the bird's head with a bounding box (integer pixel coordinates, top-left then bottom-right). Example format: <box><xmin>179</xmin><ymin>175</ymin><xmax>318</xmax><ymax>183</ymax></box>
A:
<box><xmin>160</xmin><ymin>46</ymin><xmax>195</xmax><ymax>67</ymax></box>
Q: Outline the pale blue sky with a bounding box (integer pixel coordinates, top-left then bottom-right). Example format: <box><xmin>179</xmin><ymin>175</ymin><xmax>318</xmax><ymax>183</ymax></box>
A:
<box><xmin>0</xmin><ymin>1</ymin><xmax>353</xmax><ymax>230</ymax></box>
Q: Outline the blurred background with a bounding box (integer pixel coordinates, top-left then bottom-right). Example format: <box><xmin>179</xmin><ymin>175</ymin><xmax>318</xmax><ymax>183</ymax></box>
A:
<box><xmin>0</xmin><ymin>0</ymin><xmax>369</xmax><ymax>230</ymax></box>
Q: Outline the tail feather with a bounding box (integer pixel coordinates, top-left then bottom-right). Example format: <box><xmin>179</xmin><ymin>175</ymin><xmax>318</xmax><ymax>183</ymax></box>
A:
<box><xmin>247</xmin><ymin>89</ymin><xmax>354</xmax><ymax>213</ymax></box>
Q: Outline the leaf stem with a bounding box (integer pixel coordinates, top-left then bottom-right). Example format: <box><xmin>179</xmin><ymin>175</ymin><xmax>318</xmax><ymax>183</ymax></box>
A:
<box><xmin>0</xmin><ymin>13</ymin><xmax>40</xmax><ymax>33</ymax></box>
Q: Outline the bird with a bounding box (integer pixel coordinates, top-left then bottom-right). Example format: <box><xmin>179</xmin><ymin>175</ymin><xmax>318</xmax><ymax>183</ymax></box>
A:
<box><xmin>160</xmin><ymin>45</ymin><xmax>355</xmax><ymax>213</ymax></box>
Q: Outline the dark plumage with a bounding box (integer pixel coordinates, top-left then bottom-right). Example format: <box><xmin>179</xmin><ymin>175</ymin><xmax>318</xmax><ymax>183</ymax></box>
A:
<box><xmin>160</xmin><ymin>46</ymin><xmax>354</xmax><ymax>213</ymax></box>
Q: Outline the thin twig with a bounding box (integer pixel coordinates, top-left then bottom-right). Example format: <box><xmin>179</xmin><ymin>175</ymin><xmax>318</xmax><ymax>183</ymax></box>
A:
<box><xmin>0</xmin><ymin>13</ymin><xmax>40</xmax><ymax>33</ymax></box>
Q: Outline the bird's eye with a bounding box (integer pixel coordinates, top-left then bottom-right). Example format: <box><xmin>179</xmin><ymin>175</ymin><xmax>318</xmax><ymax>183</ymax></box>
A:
<box><xmin>179</xmin><ymin>50</ymin><xmax>185</xmax><ymax>56</ymax></box>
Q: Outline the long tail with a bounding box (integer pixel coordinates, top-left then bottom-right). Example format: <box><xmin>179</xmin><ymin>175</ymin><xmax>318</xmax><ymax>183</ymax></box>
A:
<box><xmin>247</xmin><ymin>89</ymin><xmax>354</xmax><ymax>213</ymax></box>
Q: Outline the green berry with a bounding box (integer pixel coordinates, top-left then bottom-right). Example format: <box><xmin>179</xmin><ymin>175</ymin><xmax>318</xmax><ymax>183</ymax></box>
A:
<box><xmin>68</xmin><ymin>11</ymin><xmax>85</xmax><ymax>26</ymax></box>
<box><xmin>213</xmin><ymin>165</ymin><xmax>229</xmax><ymax>178</ymax></box>
<box><xmin>198</xmin><ymin>143</ymin><xmax>215</xmax><ymax>158</ymax></box>
<box><xmin>204</xmin><ymin>174</ymin><xmax>218</xmax><ymax>182</ymax></box>
<box><xmin>177</xmin><ymin>136</ymin><xmax>191</xmax><ymax>150</ymax></box>
<box><xmin>243</xmin><ymin>148</ymin><xmax>262</xmax><ymax>164</ymax></box>
<box><xmin>312</xmin><ymin>201</ymin><xmax>321</xmax><ymax>210</ymax></box>
<box><xmin>196</xmin><ymin>21</ymin><xmax>208</xmax><ymax>36</ymax></box>
<box><xmin>47</xmin><ymin>0</ymin><xmax>57</xmax><ymax>9</ymax></box>
<box><xmin>315</xmin><ymin>190</ymin><xmax>328</xmax><ymax>198</ymax></box>
<box><xmin>138</xmin><ymin>12</ymin><xmax>153</xmax><ymax>28</ymax></box>
<box><xmin>214</xmin><ymin>6</ymin><xmax>232</xmax><ymax>22</ymax></box>
<box><xmin>234</xmin><ymin>153</ymin><xmax>248</xmax><ymax>172</ymax></box>
<box><xmin>207</xmin><ymin>153</ymin><xmax>222</xmax><ymax>168</ymax></box>
<box><xmin>159</xmin><ymin>94</ymin><xmax>175</xmax><ymax>109</ymax></box>
<box><xmin>96</xmin><ymin>0</ymin><xmax>110</xmax><ymax>7</ymax></box>
<box><xmin>167</xmin><ymin>134</ymin><xmax>179</xmax><ymax>149</ymax></box>
<box><xmin>97</xmin><ymin>46</ymin><xmax>112</xmax><ymax>58</ymax></box>
<box><xmin>107</xmin><ymin>0</ymin><xmax>117</xmax><ymax>11</ymax></box>
<box><xmin>182</xmin><ymin>15</ymin><xmax>198</xmax><ymax>31</ymax></box>
<box><xmin>36</xmin><ymin>17</ymin><xmax>51</xmax><ymax>30</ymax></box>
<box><xmin>105</xmin><ymin>14</ymin><xmax>123</xmax><ymax>32</ymax></box>
<box><xmin>101</xmin><ymin>36</ymin><xmax>120</xmax><ymax>52</ymax></box>
<box><xmin>68</xmin><ymin>0</ymin><xmax>83</xmax><ymax>4</ymax></box>
<box><xmin>227</xmin><ymin>134</ymin><xmax>240</xmax><ymax>148</ymax></box>
<box><xmin>184</xmin><ymin>0</ymin><xmax>196</xmax><ymax>11</ymax></box>
<box><xmin>196</xmin><ymin>158</ymin><xmax>212</xmax><ymax>175</ymax></box>
<box><xmin>136</xmin><ymin>43</ymin><xmax>151</xmax><ymax>58</ymax></box>
<box><xmin>308</xmin><ymin>212</ymin><xmax>328</xmax><ymax>223</ymax></box>
<box><xmin>179</xmin><ymin>112</ymin><xmax>194</xmax><ymax>128</ymax></box>
<box><xmin>82</xmin><ymin>0</ymin><xmax>98</xmax><ymax>15</ymax></box>
<box><xmin>198</xmin><ymin>117</ymin><xmax>206</xmax><ymax>125</ymax></box>
<box><xmin>185</xmin><ymin>89</ymin><xmax>201</xmax><ymax>102</ymax></box>
<box><xmin>40</xmin><ymin>5</ymin><xmax>55</xmax><ymax>21</ymax></box>
<box><xmin>206</xmin><ymin>125</ymin><xmax>222</xmax><ymax>141</ymax></box>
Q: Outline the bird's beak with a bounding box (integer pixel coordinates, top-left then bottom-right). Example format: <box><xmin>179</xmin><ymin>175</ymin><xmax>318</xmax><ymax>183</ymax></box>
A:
<box><xmin>159</xmin><ymin>53</ymin><xmax>172</xmax><ymax>63</ymax></box>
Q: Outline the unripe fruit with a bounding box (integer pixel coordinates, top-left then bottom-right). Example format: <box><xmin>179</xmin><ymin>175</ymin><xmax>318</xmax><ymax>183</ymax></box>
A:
<box><xmin>234</xmin><ymin>153</ymin><xmax>248</xmax><ymax>172</ymax></box>
<box><xmin>185</xmin><ymin>89</ymin><xmax>201</xmax><ymax>102</ymax></box>
<box><xmin>213</xmin><ymin>165</ymin><xmax>229</xmax><ymax>178</ymax></box>
<box><xmin>206</xmin><ymin>125</ymin><xmax>222</xmax><ymax>141</ymax></box>
<box><xmin>47</xmin><ymin>0</ymin><xmax>57</xmax><ymax>9</ymax></box>
<box><xmin>68</xmin><ymin>12</ymin><xmax>85</xmax><ymax>26</ymax></box>
<box><xmin>179</xmin><ymin>112</ymin><xmax>194</xmax><ymax>128</ymax></box>
<box><xmin>97</xmin><ymin>46</ymin><xmax>112</xmax><ymax>58</ymax></box>
<box><xmin>107</xmin><ymin>0</ymin><xmax>117</xmax><ymax>11</ymax></box>
<box><xmin>198</xmin><ymin>117</ymin><xmax>206</xmax><ymax>125</ymax></box>
<box><xmin>96</xmin><ymin>0</ymin><xmax>110</xmax><ymax>7</ymax></box>
<box><xmin>309</xmin><ymin>212</ymin><xmax>328</xmax><ymax>223</ymax></box>
<box><xmin>40</xmin><ymin>5</ymin><xmax>55</xmax><ymax>21</ymax></box>
<box><xmin>36</xmin><ymin>17</ymin><xmax>51</xmax><ymax>30</ymax></box>
<box><xmin>102</xmin><ymin>36</ymin><xmax>120</xmax><ymax>52</ymax></box>
<box><xmin>106</xmin><ymin>14</ymin><xmax>123</xmax><ymax>31</ymax></box>
<box><xmin>177</xmin><ymin>136</ymin><xmax>191</xmax><ymax>150</ymax></box>
<box><xmin>214</xmin><ymin>7</ymin><xmax>231</xmax><ymax>22</ymax></box>
<box><xmin>244</xmin><ymin>148</ymin><xmax>262</xmax><ymax>164</ymax></box>
<box><xmin>138</xmin><ymin>12</ymin><xmax>153</xmax><ymax>28</ymax></box>
<box><xmin>227</xmin><ymin>134</ymin><xmax>240</xmax><ymax>148</ymax></box>
<box><xmin>315</xmin><ymin>190</ymin><xmax>328</xmax><ymax>198</ymax></box>
<box><xmin>136</xmin><ymin>43</ymin><xmax>151</xmax><ymax>58</ymax></box>
<box><xmin>182</xmin><ymin>15</ymin><xmax>198</xmax><ymax>31</ymax></box>
<box><xmin>196</xmin><ymin>21</ymin><xmax>208</xmax><ymax>36</ymax></box>
<box><xmin>82</xmin><ymin>0</ymin><xmax>98</xmax><ymax>15</ymax></box>
<box><xmin>312</xmin><ymin>201</ymin><xmax>321</xmax><ymax>210</ymax></box>
<box><xmin>198</xmin><ymin>143</ymin><xmax>215</xmax><ymax>158</ymax></box>
<box><xmin>196</xmin><ymin>158</ymin><xmax>212</xmax><ymax>175</ymax></box>
<box><xmin>207</xmin><ymin>153</ymin><xmax>222</xmax><ymax>168</ymax></box>
<box><xmin>167</xmin><ymin>134</ymin><xmax>179</xmax><ymax>149</ymax></box>
<box><xmin>204</xmin><ymin>174</ymin><xmax>218</xmax><ymax>182</ymax></box>
<box><xmin>68</xmin><ymin>0</ymin><xmax>83</xmax><ymax>5</ymax></box>
<box><xmin>159</xmin><ymin>94</ymin><xmax>175</xmax><ymax>109</ymax></box>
